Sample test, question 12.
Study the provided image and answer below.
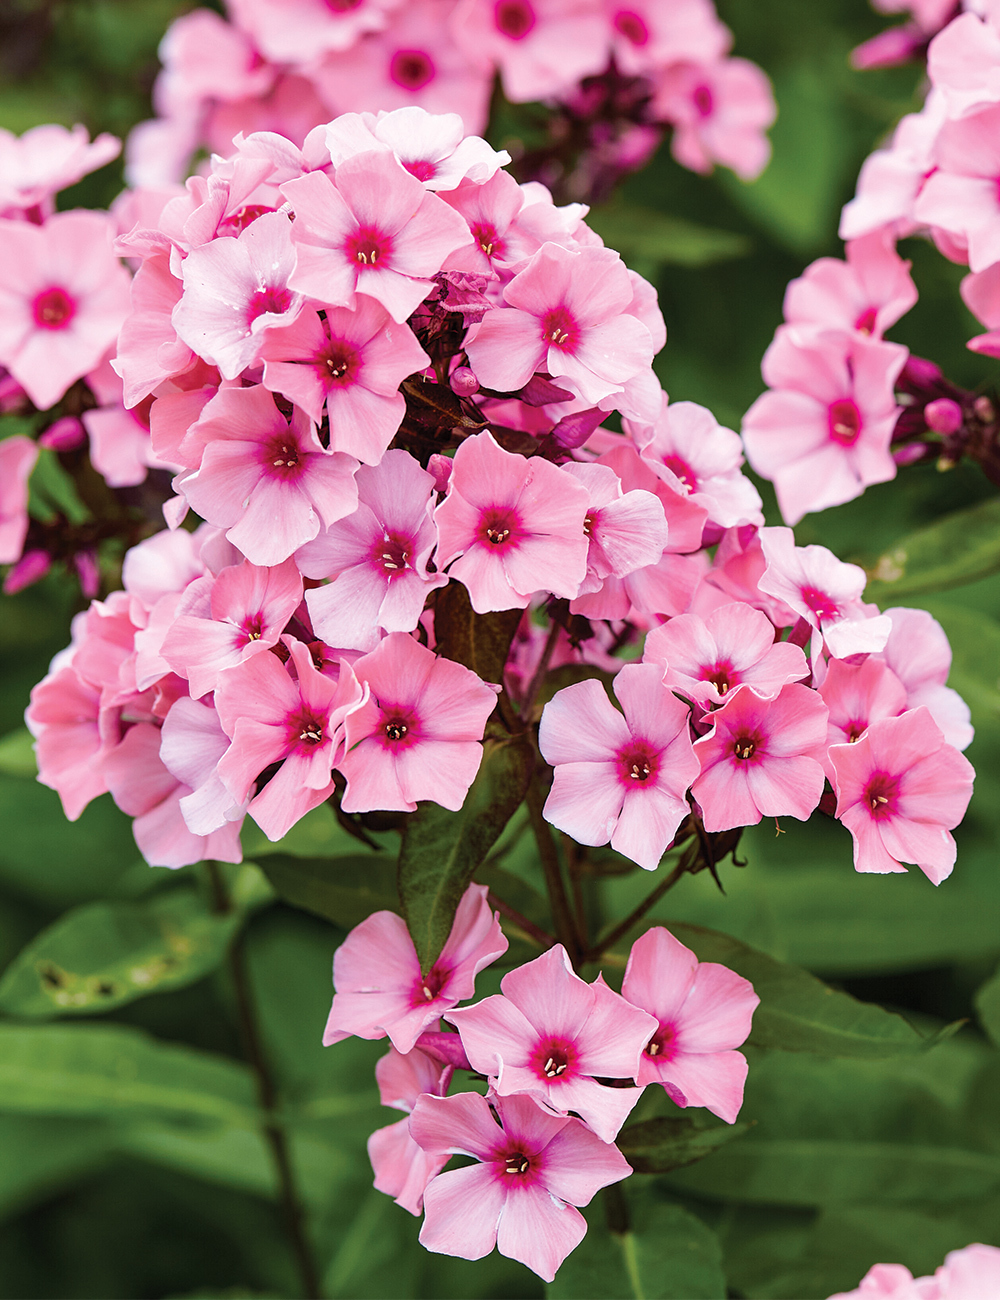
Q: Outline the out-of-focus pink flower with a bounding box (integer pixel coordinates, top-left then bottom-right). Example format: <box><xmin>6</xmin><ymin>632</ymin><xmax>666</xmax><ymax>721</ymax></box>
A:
<box><xmin>0</xmin><ymin>124</ymin><xmax>120</xmax><ymax>217</ymax></box>
<box><xmin>961</xmin><ymin>261</ymin><xmax>1000</xmax><ymax>355</ymax></box>
<box><xmin>0</xmin><ymin>211</ymin><xmax>132</xmax><ymax>410</ymax></box>
<box><xmin>830</xmin><ymin>707</ymin><xmax>974</xmax><ymax>884</ymax></box>
<box><xmin>368</xmin><ymin>1043</ymin><xmax>453</xmax><ymax>1216</ymax></box>
<box><xmin>323</xmin><ymin>882</ymin><xmax>507</xmax><ymax>1051</ymax></box>
<box><xmin>227</xmin><ymin>0</ymin><xmax>403</xmax><ymax>63</ymax></box>
<box><xmin>783</xmin><ymin>230</ymin><xmax>918</xmax><ymax>340</ymax></box>
<box><xmin>691</xmin><ymin>683</ymin><xmax>829</xmax><ymax>832</ymax></box>
<box><xmin>447</xmin><ymin>943</ymin><xmax>658</xmax><ymax>1142</ymax></box>
<box><xmin>411</xmin><ymin>1090</ymin><xmax>631</xmax><ymax>1283</ymax></box>
<box><xmin>26</xmin><ymin>667</ymin><xmax>109</xmax><ymax>820</ymax></box>
<box><xmin>338</xmin><ymin>632</ymin><xmax>498</xmax><ymax>812</ymax></box>
<box><xmin>654</xmin><ymin>57</ymin><xmax>775</xmax><ymax>180</ymax></box>
<box><xmin>915</xmin><ymin>103</ymin><xmax>1000</xmax><ymax>272</ymax></box>
<box><xmin>0</xmin><ymin>435</ymin><xmax>37</xmax><ymax>564</ymax></box>
<box><xmin>827</xmin><ymin>1241</ymin><xmax>1000</xmax><ymax>1299</ymax></box>
<box><xmin>621</xmin><ymin>927</ymin><xmax>758</xmax><ymax>1123</ymax></box>
<box><xmin>881</xmin><ymin>606</ymin><xmax>973</xmax><ymax>750</ymax></box>
<box><xmin>539</xmin><ymin>664</ymin><xmax>699</xmax><ymax>871</ymax></box>
<box><xmin>602</xmin><ymin>0</ymin><xmax>730</xmax><ymax>76</ymax></box>
<box><xmin>928</xmin><ymin>10</ymin><xmax>1000</xmax><ymax>120</ymax></box>
<box><xmin>433</xmin><ymin>430</ymin><xmax>590</xmax><ymax>614</ymax></box>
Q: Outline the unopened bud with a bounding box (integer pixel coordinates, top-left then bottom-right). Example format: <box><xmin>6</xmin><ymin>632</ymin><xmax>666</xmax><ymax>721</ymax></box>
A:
<box><xmin>974</xmin><ymin>395</ymin><xmax>996</xmax><ymax>423</ymax></box>
<box><xmin>3</xmin><ymin>549</ymin><xmax>51</xmax><ymax>595</ymax></box>
<box><xmin>427</xmin><ymin>453</ymin><xmax>453</xmax><ymax>494</ymax></box>
<box><xmin>893</xmin><ymin>442</ymin><xmax>925</xmax><ymax>467</ymax></box>
<box><xmin>73</xmin><ymin>550</ymin><xmax>100</xmax><ymax>599</ymax></box>
<box><xmin>923</xmin><ymin>398</ymin><xmax>963</xmax><ymax>436</ymax></box>
<box><xmin>38</xmin><ymin>416</ymin><xmax>86</xmax><ymax>452</ymax></box>
<box><xmin>451</xmin><ymin>365</ymin><xmax>479</xmax><ymax>396</ymax></box>
<box><xmin>0</xmin><ymin>372</ymin><xmax>27</xmax><ymax>413</ymax></box>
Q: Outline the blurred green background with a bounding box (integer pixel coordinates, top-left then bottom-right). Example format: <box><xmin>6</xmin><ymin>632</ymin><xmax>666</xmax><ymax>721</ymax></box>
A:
<box><xmin>2</xmin><ymin>2</ymin><xmax>1000</xmax><ymax>1298</ymax></box>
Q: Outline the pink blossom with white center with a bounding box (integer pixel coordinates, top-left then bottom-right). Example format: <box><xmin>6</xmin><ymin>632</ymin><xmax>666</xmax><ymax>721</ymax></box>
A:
<box><xmin>0</xmin><ymin>211</ymin><xmax>132</xmax><ymax>411</ymax></box>
<box><xmin>621</xmin><ymin>927</ymin><xmax>758</xmax><ymax>1124</ymax></box>
<box><xmin>914</xmin><ymin>104</ymin><xmax>1000</xmax><ymax>272</ymax></box>
<box><xmin>654</xmin><ymin>57</ymin><xmax>776</xmax><ymax>181</ymax></box>
<box><xmin>742</xmin><ymin>328</ymin><xmax>907</xmax><ymax>526</ymax></box>
<box><xmin>758</xmin><ymin>527</ymin><xmax>892</xmax><ymax>660</ymax></box>
<box><xmin>160</xmin><ymin>557</ymin><xmax>303</xmax><ymax>699</ymax></box>
<box><xmin>323</xmin><ymin>882</ymin><xmax>507</xmax><ymax>1051</ymax></box>
<box><xmin>226</xmin><ymin>0</ymin><xmax>403</xmax><ymax>63</ymax></box>
<box><xmin>783</xmin><ymin>230</ymin><xmax>919</xmax><ymax>340</ymax></box>
<box><xmin>539</xmin><ymin>665</ymin><xmax>699</xmax><ymax>871</ymax></box>
<box><xmin>830</xmin><ymin>707</ymin><xmax>974</xmax><ymax>884</ymax></box>
<box><xmin>433</xmin><ymin>431</ymin><xmax>590</xmax><ymax>614</ymax></box>
<box><xmin>215</xmin><ymin>637</ymin><xmax>365</xmax><ymax>841</ymax></box>
<box><xmin>259</xmin><ymin>299</ymin><xmax>429</xmax><ymax>463</ymax></box>
<box><xmin>312</xmin><ymin>1</ymin><xmax>493</xmax><ymax>135</ymax></box>
<box><xmin>643</xmin><ymin>602</ymin><xmax>809</xmax><ymax>709</ymax></box>
<box><xmin>296</xmin><ymin>450</ymin><xmax>448</xmax><ymax>651</ymax></box>
<box><xmin>326</xmin><ymin>107</ymin><xmax>509</xmax><ymax>190</ymax></box>
<box><xmin>159</xmin><ymin>694</ymin><xmax>248</xmax><ymax>837</ymax></box>
<box><xmin>465</xmin><ymin>242</ymin><xmax>654</xmax><ymax>405</ymax></box>
<box><xmin>175</xmin><ymin>386</ymin><xmax>359</xmax><ymax>566</ymax></box>
<box><xmin>0</xmin><ymin>124</ymin><xmax>120</xmax><ymax>218</ymax></box>
<box><xmin>603</xmin><ymin>0</ymin><xmax>731</xmax><ymax>77</ymax></box>
<box><xmin>0</xmin><ymin>435</ymin><xmax>37</xmax><ymax>564</ymax></box>
<box><xmin>816</xmin><ymin>657</ymin><xmax>909</xmax><ymax>782</ymax></box>
<box><xmin>447</xmin><ymin>943</ymin><xmax>658</xmax><ymax>1142</ymax></box>
<box><xmin>411</xmin><ymin>1090</ymin><xmax>631</xmax><ymax>1283</ymax></box>
<box><xmin>827</xmin><ymin>1242</ymin><xmax>1000</xmax><ymax>1300</ymax></box>
<box><xmin>338</xmin><ymin>632</ymin><xmax>498</xmax><ymax>813</ymax></box>
<box><xmin>628</xmin><ymin>398</ymin><xmax>764</xmax><ymax>530</ymax></box>
<box><xmin>368</xmin><ymin>1043</ymin><xmax>454</xmax><ymax>1216</ymax></box>
<box><xmin>560</xmin><ymin>461</ymin><xmax>668</xmax><ymax>600</ymax></box>
<box><xmin>172</xmin><ymin>212</ymin><xmax>305</xmax><ymax>381</ymax></box>
<box><xmin>442</xmin><ymin>168</ymin><xmax>545</xmax><ymax>276</ymax></box>
<box><xmin>691</xmin><ymin>683</ymin><xmax>829</xmax><ymax>833</ymax></box>
<box><xmin>880</xmin><ymin>606</ymin><xmax>974</xmax><ymax>750</ymax></box>
<box><xmin>451</xmin><ymin>0</ymin><xmax>609</xmax><ymax>105</ymax></box>
<box><xmin>282</xmin><ymin>149</ymin><xmax>473</xmax><ymax>324</ymax></box>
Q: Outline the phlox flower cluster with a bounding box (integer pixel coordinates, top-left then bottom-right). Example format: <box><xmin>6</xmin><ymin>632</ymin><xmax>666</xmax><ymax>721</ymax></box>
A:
<box><xmin>826</xmin><ymin>1241</ymin><xmax>1000</xmax><ymax>1299</ymax></box>
<box><xmin>125</xmin><ymin>0</ymin><xmax>774</xmax><ymax>200</ymax></box>
<box><xmin>325</xmin><ymin>883</ymin><xmax>758</xmax><ymax>1281</ymax></box>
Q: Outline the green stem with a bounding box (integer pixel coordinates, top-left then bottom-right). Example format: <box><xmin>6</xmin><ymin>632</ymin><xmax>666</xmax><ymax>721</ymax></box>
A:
<box><xmin>519</xmin><ymin>614</ymin><xmax>562</xmax><ymax>719</ymax></box>
<box><xmin>586</xmin><ymin>857</ymin><xmax>687</xmax><ymax>962</ymax></box>
<box><xmin>487</xmin><ymin>890</ymin><xmax>555</xmax><ymax>951</ymax></box>
<box><xmin>525</xmin><ymin>782</ymin><xmax>582</xmax><ymax>965</ymax></box>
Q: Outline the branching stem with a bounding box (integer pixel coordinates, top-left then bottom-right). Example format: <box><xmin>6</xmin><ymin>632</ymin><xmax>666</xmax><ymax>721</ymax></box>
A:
<box><xmin>525</xmin><ymin>782</ymin><xmax>582</xmax><ymax>966</ymax></box>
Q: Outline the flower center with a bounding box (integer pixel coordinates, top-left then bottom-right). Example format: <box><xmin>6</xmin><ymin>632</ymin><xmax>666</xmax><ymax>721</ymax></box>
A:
<box><xmin>662</xmin><ymin>454</ymin><xmax>698</xmax><ymax>494</ymax></box>
<box><xmin>646</xmin><ymin>1023</ymin><xmax>676</xmax><ymax>1061</ymax></box>
<box><xmin>382</xmin><ymin>708</ymin><xmax>417</xmax><ymax>748</ymax></box>
<box><xmin>247</xmin><ymin>284</ymin><xmax>293</xmax><ymax>326</ymax></box>
<box><xmin>219</xmin><ymin>203</ymin><xmax>276</xmax><ymax>235</ymax></box>
<box><xmin>703</xmin><ymin>662</ymin><xmax>735</xmax><ymax>695</ymax></box>
<box><xmin>502</xmin><ymin>1150</ymin><xmax>531</xmax><ymax>1176</ymax></box>
<box><xmin>541</xmin><ymin>305</ymin><xmax>578</xmax><ymax>351</ymax></box>
<box><xmin>266</xmin><ymin>437</ymin><xmax>304</xmax><ymax>478</ymax></box>
<box><xmin>325</xmin><ymin>0</ymin><xmax>362</xmax><ymax>10</ymax></box>
<box><xmin>385</xmin><ymin>720</ymin><xmax>408</xmax><ymax>741</ymax></box>
<box><xmin>854</xmin><ymin>307</ymin><xmax>878</xmax><ymax>336</ymax></box>
<box><xmin>242</xmin><ymin>614</ymin><xmax>264</xmax><ymax>643</ymax></box>
<box><xmin>403</xmin><ymin>158</ymin><xmax>437</xmax><ymax>182</ymax></box>
<box><xmin>494</xmin><ymin>0</ymin><xmax>535</xmax><ymax>39</ymax></box>
<box><xmin>471</xmin><ymin>221</ymin><xmax>503</xmax><ymax>258</ymax></box>
<box><xmin>295</xmin><ymin>713</ymin><xmax>325</xmax><ymax>746</ymax></box>
<box><xmin>375</xmin><ymin>533</ymin><xmax>411</xmax><ymax>575</ymax></box>
<box><xmin>531</xmin><ymin>1037</ymin><xmax>576</xmax><ymax>1083</ymax></box>
<box><xmin>347</xmin><ymin>226</ymin><xmax>391</xmax><ymax>267</ymax></box>
<box><xmin>390</xmin><ymin>48</ymin><xmax>435</xmax><ymax>90</ymax></box>
<box><xmin>828</xmin><ymin>398</ymin><xmax>862</xmax><ymax>447</ymax></box>
<box><xmin>800</xmin><ymin>586</ymin><xmax>841</xmax><ymax>623</ymax></box>
<box><xmin>865</xmin><ymin>772</ymin><xmax>899</xmax><ymax>818</ymax></box>
<box><xmin>732</xmin><ymin>734</ymin><xmax>757</xmax><ymax>761</ymax></box>
<box><xmin>614</xmin><ymin>10</ymin><xmax>649</xmax><ymax>45</ymax></box>
<box><xmin>410</xmin><ymin>962</ymin><xmax>451</xmax><ymax>1007</ymax></box>
<box><xmin>479</xmin><ymin>508</ymin><xmax>520</xmax><ymax>549</ymax></box>
<box><xmin>321</xmin><ymin>339</ymin><xmax>358</xmax><ymax>385</ymax></box>
<box><xmin>33</xmin><ymin>286</ymin><xmax>76</xmax><ymax>331</ymax></box>
<box><xmin>692</xmin><ymin>83</ymin><xmax>715</xmax><ymax>118</ymax></box>
<box><xmin>616</xmin><ymin>742</ymin><xmax>659</xmax><ymax>786</ymax></box>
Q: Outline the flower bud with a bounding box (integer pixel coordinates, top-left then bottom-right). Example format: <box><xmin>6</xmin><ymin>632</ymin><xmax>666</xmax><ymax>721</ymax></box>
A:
<box><xmin>38</xmin><ymin>416</ymin><xmax>86</xmax><ymax>452</ymax></box>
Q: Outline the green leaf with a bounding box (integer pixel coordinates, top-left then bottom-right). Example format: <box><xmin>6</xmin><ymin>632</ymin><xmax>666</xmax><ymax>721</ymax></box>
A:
<box><xmin>0</xmin><ymin>867</ymin><xmax>268</xmax><ymax>1019</ymax></box>
<box><xmin>398</xmin><ymin>737</ymin><xmax>533</xmax><ymax>971</ymax></box>
<box><xmin>617</xmin><ymin>1116</ymin><xmax>751</xmax><ymax>1174</ymax></box>
<box><xmin>975</xmin><ymin>963</ymin><xmax>1000</xmax><ymax>1048</ymax></box>
<box><xmin>431</xmin><ymin>581</ymin><xmax>523</xmax><ymax>688</ymax></box>
<box><xmin>0</xmin><ymin>1113</ymin><xmax>114</xmax><ymax>1217</ymax></box>
<box><xmin>27</xmin><ymin>447</ymin><xmax>90</xmax><ymax>524</ymax></box>
<box><xmin>255</xmin><ymin>852</ymin><xmax>398</xmax><ymax>929</ymax></box>
<box><xmin>0</xmin><ymin>728</ymin><xmax>36</xmax><ymax>777</ymax></box>
<box><xmin>586</xmin><ymin>204</ymin><xmax>750</xmax><ymax>268</ymax></box>
<box><xmin>864</xmin><ymin>497</ymin><xmax>1000</xmax><ymax>603</ymax></box>
<box><xmin>548</xmin><ymin>1190</ymin><xmax>726</xmax><ymax>1299</ymax></box>
<box><xmin>0</xmin><ymin>1022</ymin><xmax>258</xmax><ymax>1126</ymax></box>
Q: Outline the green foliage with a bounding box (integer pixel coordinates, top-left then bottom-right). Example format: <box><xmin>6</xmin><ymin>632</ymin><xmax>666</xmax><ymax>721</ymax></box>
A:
<box><xmin>255</xmin><ymin>853</ymin><xmax>399</xmax><ymax>929</ymax></box>
<box><xmin>864</xmin><ymin>497</ymin><xmax>1000</xmax><ymax>603</ymax></box>
<box><xmin>617</xmin><ymin>1115</ymin><xmax>751</xmax><ymax>1175</ymax></box>
<box><xmin>586</xmin><ymin>203</ymin><xmax>750</xmax><ymax>269</ymax></box>
<box><xmin>976</xmin><ymin>964</ymin><xmax>1000</xmax><ymax>1049</ymax></box>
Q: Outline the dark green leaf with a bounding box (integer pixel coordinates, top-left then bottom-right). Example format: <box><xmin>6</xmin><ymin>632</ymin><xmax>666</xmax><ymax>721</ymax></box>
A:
<box><xmin>0</xmin><ymin>1113</ymin><xmax>114</xmax><ymax>1217</ymax></box>
<box><xmin>865</xmin><ymin>497</ymin><xmax>1000</xmax><ymax>603</ymax></box>
<box><xmin>586</xmin><ymin>204</ymin><xmax>749</xmax><ymax>268</ymax></box>
<box><xmin>398</xmin><ymin>738</ymin><xmax>533</xmax><ymax>971</ymax></box>
<box><xmin>255</xmin><ymin>852</ymin><xmax>399</xmax><ymax>928</ymax></box>
<box><xmin>431</xmin><ymin>582</ymin><xmax>523</xmax><ymax>689</ymax></box>
<box><xmin>975</xmin><ymin>963</ymin><xmax>1000</xmax><ymax>1049</ymax></box>
<box><xmin>617</xmin><ymin>1116</ymin><xmax>751</xmax><ymax>1174</ymax></box>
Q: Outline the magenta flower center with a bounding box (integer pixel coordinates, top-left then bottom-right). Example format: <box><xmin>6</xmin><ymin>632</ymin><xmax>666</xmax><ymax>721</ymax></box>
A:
<box><xmin>645</xmin><ymin>1022</ymin><xmax>677</xmax><ymax>1062</ymax></box>
<box><xmin>541</xmin><ymin>305</ymin><xmax>579</xmax><ymax>352</ymax></box>
<box><xmin>471</xmin><ymin>221</ymin><xmax>504</xmax><ymax>258</ymax></box>
<box><xmin>800</xmin><ymin>585</ymin><xmax>841</xmax><ymax>622</ymax></box>
<box><xmin>828</xmin><ymin>397</ymin><xmax>862</xmax><ymax>446</ymax></box>
<box><xmin>319</xmin><ymin>338</ymin><xmax>359</xmax><ymax>387</ymax></box>
<box><xmin>614</xmin><ymin>10</ymin><xmax>649</xmax><ymax>45</ymax></box>
<box><xmin>263</xmin><ymin>433</ymin><xmax>306</xmax><ymax>480</ymax></box>
<box><xmin>732</xmin><ymin>730</ymin><xmax>760</xmax><ymax>762</ymax></box>
<box><xmin>247</xmin><ymin>284</ymin><xmax>293</xmax><ymax>326</ymax></box>
<box><xmin>478</xmin><ymin>507</ymin><xmax>522</xmax><ymax>549</ymax></box>
<box><xmin>497</xmin><ymin>1148</ymin><xmax>534</xmax><ymax>1180</ymax></box>
<box><xmin>403</xmin><ymin>158</ymin><xmax>437</xmax><ymax>182</ymax></box>
<box><xmin>702</xmin><ymin>660</ymin><xmax>736</xmax><ymax>696</ymax></box>
<box><xmin>219</xmin><ymin>203</ymin><xmax>275</xmax><ymax>235</ymax></box>
<box><xmin>347</xmin><ymin>226</ymin><xmax>393</xmax><ymax>267</ymax></box>
<box><xmin>33</xmin><ymin>286</ymin><xmax>76</xmax><ymax>331</ymax></box>
<box><xmin>380</xmin><ymin>706</ymin><xmax>418</xmax><ymax>748</ymax></box>
<box><xmin>692</xmin><ymin>83</ymin><xmax>715</xmax><ymax>118</ymax></box>
<box><xmin>410</xmin><ymin>961</ymin><xmax>451</xmax><ymax>1007</ymax></box>
<box><xmin>494</xmin><ymin>0</ymin><xmax>536</xmax><ymax>39</ymax></box>
<box><xmin>241</xmin><ymin>613</ymin><xmax>265</xmax><ymax>644</ymax></box>
<box><xmin>530</xmin><ymin>1037</ymin><xmax>577</xmax><ymax>1083</ymax></box>
<box><xmin>373</xmin><ymin>532</ymin><xmax>412</xmax><ymax>576</ymax></box>
<box><xmin>864</xmin><ymin>772</ymin><xmax>899</xmax><ymax>818</ymax></box>
<box><xmin>616</xmin><ymin>741</ymin><xmax>660</xmax><ymax>786</ymax></box>
<box><xmin>390</xmin><ymin>48</ymin><xmax>435</xmax><ymax>90</ymax></box>
<box><xmin>290</xmin><ymin>708</ymin><xmax>325</xmax><ymax>748</ymax></box>
<box><xmin>854</xmin><ymin>306</ymin><xmax>878</xmax><ymax>336</ymax></box>
<box><xmin>662</xmin><ymin>454</ymin><xmax>698</xmax><ymax>493</ymax></box>
<box><xmin>325</xmin><ymin>0</ymin><xmax>362</xmax><ymax>11</ymax></box>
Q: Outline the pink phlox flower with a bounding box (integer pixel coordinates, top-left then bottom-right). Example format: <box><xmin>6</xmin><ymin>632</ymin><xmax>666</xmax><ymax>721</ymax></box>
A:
<box><xmin>451</xmin><ymin>0</ymin><xmax>609</xmax><ymax>105</ymax></box>
<box><xmin>880</xmin><ymin>606</ymin><xmax>974</xmax><ymax>750</ymax></box>
<box><xmin>113</xmin><ymin>253</ymin><xmax>197</xmax><ymax>409</ymax></box>
<box><xmin>82</xmin><ymin>355</ymin><xmax>178</xmax><ymax>488</ymax></box>
<box><xmin>591</xmin><ymin>436</ymin><xmax>708</xmax><ymax>553</ymax></box>
<box><xmin>830</xmin><ymin>706</ymin><xmax>974</xmax><ymax>884</ymax></box>
<box><xmin>654</xmin><ymin>57</ymin><xmax>776</xmax><ymax>181</ymax></box>
<box><xmin>68</xmin><ymin>590</ymin><xmax>144</xmax><ymax>708</ymax></box>
<box><xmin>323</xmin><ymin>882</ymin><xmax>507</xmax><ymax>1051</ymax></box>
<box><xmin>297</xmin><ymin>450</ymin><xmax>448</xmax><ymax>651</ymax></box>
<box><xmin>603</xmin><ymin>0</ymin><xmax>731</xmax><ymax>77</ymax></box>
<box><xmin>695</xmin><ymin>526</ymin><xmax>798</xmax><ymax>629</ymax></box>
<box><xmin>368</xmin><ymin>1042</ymin><xmax>454</xmax><ymax>1216</ymax></box>
<box><xmin>226</xmin><ymin>0</ymin><xmax>403</xmax><ymax>63</ymax></box>
<box><xmin>561</xmin><ymin>461</ymin><xmax>669</xmax><ymax>597</ymax></box>
<box><xmin>172</xmin><ymin>212</ymin><xmax>306</xmax><ymax>380</ymax></box>
<box><xmin>410</xmin><ymin>1090</ymin><xmax>631</xmax><ymax>1282</ymax></box>
<box><xmin>160</xmin><ymin>556</ymin><xmax>303</xmax><ymax>698</ymax></box>
<box><xmin>103</xmin><ymin>720</ymin><xmax>243</xmax><ymax>868</ymax></box>
<box><xmin>0</xmin><ymin>124</ymin><xmax>120</xmax><ymax>218</ymax></box>
<box><xmin>0</xmin><ymin>211</ymin><xmax>132</xmax><ymax>410</ymax></box>
<box><xmin>216</xmin><ymin>637</ymin><xmax>366</xmax><ymax>841</ymax></box>
<box><xmin>691</xmin><ymin>682</ymin><xmax>829</xmax><ymax>832</ymax></box>
<box><xmin>153</xmin><ymin>9</ymin><xmax>273</xmax><ymax>115</ymax></box>
<box><xmin>758</xmin><ymin>526</ymin><xmax>892</xmax><ymax>660</ymax></box>
<box><xmin>0</xmin><ymin>435</ymin><xmax>37</xmax><ymax>564</ymax></box>
<box><xmin>513</xmin><ymin>180</ymin><xmax>594</xmax><ymax>252</ymax></box>
<box><xmin>433</xmin><ymin>430</ymin><xmax>590</xmax><ymax>614</ymax></box>
<box><xmin>338</xmin><ymin>632</ymin><xmax>498</xmax><ymax>812</ymax></box>
<box><xmin>643</xmin><ymin>602</ymin><xmax>809</xmax><ymax>708</ymax></box>
<box><xmin>621</xmin><ymin>926</ymin><xmax>759</xmax><ymax>1123</ymax></box>
<box><xmin>539</xmin><ymin>664</ymin><xmax>699</xmax><ymax>871</ymax></box>
<box><xmin>259</xmin><ymin>297</ymin><xmax>429</xmax><ymax>462</ymax></box>
<box><xmin>447</xmin><ymin>943</ymin><xmax>658</xmax><ymax>1141</ymax></box>
<box><xmin>783</xmin><ymin>229</ymin><xmax>918</xmax><ymax>340</ymax></box>
<box><xmin>628</xmin><ymin>397</ymin><xmax>763</xmax><ymax>529</ymax></box>
<box><xmin>443</xmin><ymin>168</ymin><xmax>546</xmax><ymax>276</ymax></box>
<box><xmin>914</xmin><ymin>103</ymin><xmax>1000</xmax><ymax>272</ymax></box>
<box><xmin>282</xmin><ymin>148</ymin><xmax>473</xmax><ymax>323</ymax></box>
<box><xmin>928</xmin><ymin>10</ymin><xmax>1000</xmax><ymax>121</ymax></box>
<box><xmin>327</xmin><ymin>106</ymin><xmax>509</xmax><ymax>190</ymax></box>
<box><xmin>742</xmin><ymin>327</ymin><xmax>907</xmax><ymax>526</ymax></box>
<box><xmin>147</xmin><ymin>155</ymin><xmax>278</xmax><ymax>258</ymax></box>
<box><xmin>816</xmin><ymin>656</ymin><xmax>909</xmax><ymax>781</ymax></box>
<box><xmin>960</xmin><ymin>261</ymin><xmax>1000</xmax><ymax>355</ymax></box>
<box><xmin>160</xmin><ymin>694</ymin><xmax>249</xmax><ymax>836</ymax></box>
<box><xmin>827</xmin><ymin>1239</ymin><xmax>1000</xmax><ymax>1298</ymax></box>
<box><xmin>26</xmin><ymin>665</ymin><xmax>110</xmax><ymax>821</ymax></box>
<box><xmin>174</xmin><ymin>385</ymin><xmax>359</xmax><ymax>565</ymax></box>
<box><xmin>465</xmin><ymin>242</ymin><xmax>654</xmax><ymax>405</ymax></box>
<box><xmin>121</xmin><ymin>525</ymin><xmax>207</xmax><ymax>617</ymax></box>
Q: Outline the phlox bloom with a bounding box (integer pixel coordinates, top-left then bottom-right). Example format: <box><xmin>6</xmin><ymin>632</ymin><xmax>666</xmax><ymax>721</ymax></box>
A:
<box><xmin>0</xmin><ymin>435</ymin><xmax>37</xmax><ymax>564</ymax></box>
<box><xmin>411</xmin><ymin>1090</ymin><xmax>631</xmax><ymax>1283</ymax></box>
<box><xmin>539</xmin><ymin>664</ymin><xmax>700</xmax><ymax>871</ymax></box>
<box><xmin>827</xmin><ymin>1242</ymin><xmax>1000</xmax><ymax>1300</ymax></box>
<box><xmin>323</xmin><ymin>882</ymin><xmax>507</xmax><ymax>1053</ymax></box>
<box><xmin>368</xmin><ymin>1043</ymin><xmax>454</xmax><ymax>1216</ymax></box>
